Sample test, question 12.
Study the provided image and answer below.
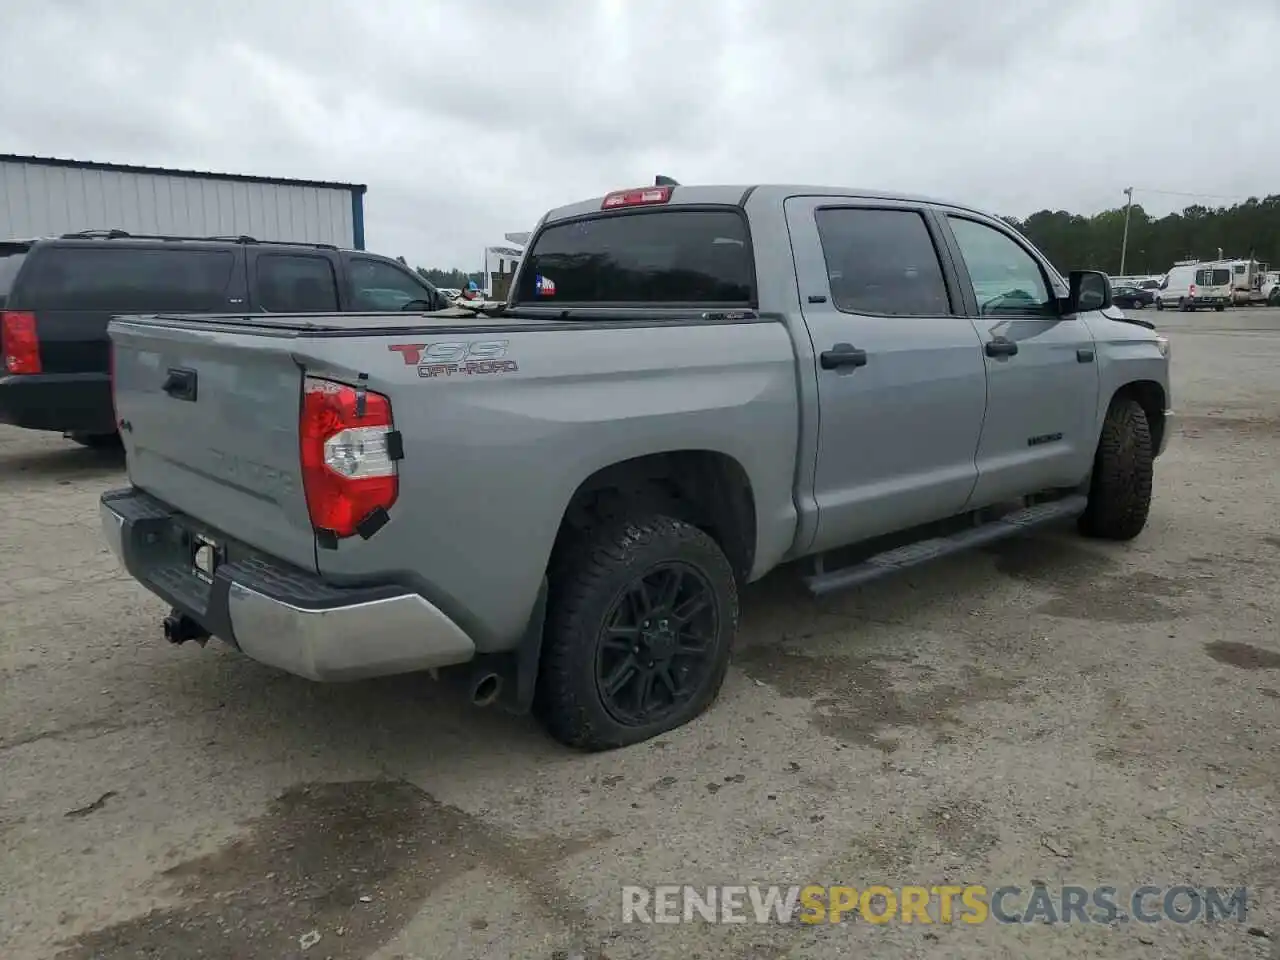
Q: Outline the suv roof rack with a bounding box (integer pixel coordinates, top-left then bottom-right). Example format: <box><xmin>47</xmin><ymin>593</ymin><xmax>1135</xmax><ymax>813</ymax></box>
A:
<box><xmin>56</xmin><ymin>229</ymin><xmax>339</xmax><ymax>250</ymax></box>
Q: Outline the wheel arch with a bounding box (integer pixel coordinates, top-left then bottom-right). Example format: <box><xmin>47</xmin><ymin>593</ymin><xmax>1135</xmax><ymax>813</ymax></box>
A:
<box><xmin>1111</xmin><ymin>380</ymin><xmax>1166</xmax><ymax>455</ymax></box>
<box><xmin>549</xmin><ymin>449</ymin><xmax>758</xmax><ymax>585</ymax></box>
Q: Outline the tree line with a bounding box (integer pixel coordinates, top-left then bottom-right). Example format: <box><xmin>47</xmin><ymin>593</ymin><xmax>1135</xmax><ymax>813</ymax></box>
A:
<box><xmin>407</xmin><ymin>194</ymin><xmax>1280</xmax><ymax>282</ymax></box>
<box><xmin>1006</xmin><ymin>195</ymin><xmax>1280</xmax><ymax>277</ymax></box>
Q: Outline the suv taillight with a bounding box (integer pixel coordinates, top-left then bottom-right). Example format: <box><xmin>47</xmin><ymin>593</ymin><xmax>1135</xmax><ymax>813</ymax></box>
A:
<box><xmin>1</xmin><ymin>311</ymin><xmax>41</xmax><ymax>374</ymax></box>
<box><xmin>299</xmin><ymin>376</ymin><xmax>398</xmax><ymax>538</ymax></box>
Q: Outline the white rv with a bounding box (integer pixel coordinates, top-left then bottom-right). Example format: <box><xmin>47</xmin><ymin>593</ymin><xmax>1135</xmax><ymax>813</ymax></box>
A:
<box><xmin>1153</xmin><ymin>260</ymin><xmax>1232</xmax><ymax>311</ymax></box>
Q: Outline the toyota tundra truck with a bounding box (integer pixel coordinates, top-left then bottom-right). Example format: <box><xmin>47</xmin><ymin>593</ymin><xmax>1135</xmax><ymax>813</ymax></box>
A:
<box><xmin>100</xmin><ymin>182</ymin><xmax>1174</xmax><ymax>751</ymax></box>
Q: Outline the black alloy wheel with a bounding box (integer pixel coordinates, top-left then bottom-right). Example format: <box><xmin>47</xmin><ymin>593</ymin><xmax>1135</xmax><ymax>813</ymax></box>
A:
<box><xmin>595</xmin><ymin>561</ymin><xmax>718</xmax><ymax>726</ymax></box>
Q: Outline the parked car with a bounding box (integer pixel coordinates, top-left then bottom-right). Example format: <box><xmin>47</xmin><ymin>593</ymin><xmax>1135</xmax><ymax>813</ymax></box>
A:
<box><xmin>0</xmin><ymin>231</ymin><xmax>451</xmax><ymax>446</ymax></box>
<box><xmin>1111</xmin><ymin>284</ymin><xmax>1155</xmax><ymax>309</ymax></box>
<box><xmin>100</xmin><ymin>183</ymin><xmax>1173</xmax><ymax>751</ymax></box>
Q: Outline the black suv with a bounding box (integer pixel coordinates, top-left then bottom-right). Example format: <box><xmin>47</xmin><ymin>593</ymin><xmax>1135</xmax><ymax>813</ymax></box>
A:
<box><xmin>0</xmin><ymin>231</ymin><xmax>450</xmax><ymax>445</ymax></box>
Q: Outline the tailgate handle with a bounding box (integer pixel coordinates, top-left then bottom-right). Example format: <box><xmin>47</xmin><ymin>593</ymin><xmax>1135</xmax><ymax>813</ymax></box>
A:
<box><xmin>162</xmin><ymin>368</ymin><xmax>198</xmax><ymax>402</ymax></box>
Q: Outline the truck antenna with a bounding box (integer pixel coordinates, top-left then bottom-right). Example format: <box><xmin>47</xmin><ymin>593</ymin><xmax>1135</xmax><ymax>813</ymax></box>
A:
<box><xmin>654</xmin><ymin>175</ymin><xmax>679</xmax><ymax>187</ymax></box>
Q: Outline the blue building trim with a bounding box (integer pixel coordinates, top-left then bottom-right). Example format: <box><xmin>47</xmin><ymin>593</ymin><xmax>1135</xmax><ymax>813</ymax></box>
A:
<box><xmin>351</xmin><ymin>187</ymin><xmax>367</xmax><ymax>250</ymax></box>
<box><xmin>0</xmin><ymin>153</ymin><xmax>366</xmax><ymax>194</ymax></box>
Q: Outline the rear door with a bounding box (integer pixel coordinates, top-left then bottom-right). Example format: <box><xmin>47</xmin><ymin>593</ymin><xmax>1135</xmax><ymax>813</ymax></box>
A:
<box><xmin>785</xmin><ymin>197</ymin><xmax>989</xmax><ymax>553</ymax></box>
<box><xmin>13</xmin><ymin>244</ymin><xmax>243</xmax><ymax>374</ymax></box>
<box><xmin>937</xmin><ymin>212</ymin><xmax>1099</xmax><ymax>505</ymax></box>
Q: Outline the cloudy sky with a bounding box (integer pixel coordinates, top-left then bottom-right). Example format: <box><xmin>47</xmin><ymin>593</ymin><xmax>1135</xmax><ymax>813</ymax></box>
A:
<box><xmin>5</xmin><ymin>0</ymin><xmax>1279</xmax><ymax>268</ymax></box>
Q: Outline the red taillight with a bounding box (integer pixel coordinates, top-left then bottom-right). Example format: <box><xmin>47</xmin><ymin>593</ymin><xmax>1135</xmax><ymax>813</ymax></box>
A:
<box><xmin>299</xmin><ymin>376</ymin><xmax>398</xmax><ymax>539</ymax></box>
<box><xmin>601</xmin><ymin>185</ymin><xmax>673</xmax><ymax>210</ymax></box>
<box><xmin>1</xmin><ymin>311</ymin><xmax>41</xmax><ymax>374</ymax></box>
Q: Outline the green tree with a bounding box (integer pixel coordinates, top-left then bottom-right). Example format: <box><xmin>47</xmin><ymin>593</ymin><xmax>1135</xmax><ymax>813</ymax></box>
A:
<box><xmin>1016</xmin><ymin>195</ymin><xmax>1280</xmax><ymax>275</ymax></box>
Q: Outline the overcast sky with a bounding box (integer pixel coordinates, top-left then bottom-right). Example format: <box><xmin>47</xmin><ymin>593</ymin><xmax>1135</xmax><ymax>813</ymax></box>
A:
<box><xmin>5</xmin><ymin>0</ymin><xmax>1279</xmax><ymax>268</ymax></box>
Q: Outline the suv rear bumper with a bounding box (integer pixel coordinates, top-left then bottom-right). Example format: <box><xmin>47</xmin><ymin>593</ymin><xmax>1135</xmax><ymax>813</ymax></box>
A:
<box><xmin>0</xmin><ymin>371</ymin><xmax>115</xmax><ymax>434</ymax></box>
<box><xmin>100</xmin><ymin>487</ymin><xmax>477</xmax><ymax>681</ymax></box>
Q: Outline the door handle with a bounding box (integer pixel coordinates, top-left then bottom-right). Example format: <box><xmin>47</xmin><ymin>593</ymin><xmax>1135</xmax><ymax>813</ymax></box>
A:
<box><xmin>162</xmin><ymin>368</ymin><xmax>198</xmax><ymax>401</ymax></box>
<box><xmin>820</xmin><ymin>343</ymin><xmax>868</xmax><ymax>370</ymax></box>
<box><xmin>1077</xmin><ymin>348</ymin><xmax>1095</xmax><ymax>363</ymax></box>
<box><xmin>985</xmin><ymin>337</ymin><xmax>1018</xmax><ymax>358</ymax></box>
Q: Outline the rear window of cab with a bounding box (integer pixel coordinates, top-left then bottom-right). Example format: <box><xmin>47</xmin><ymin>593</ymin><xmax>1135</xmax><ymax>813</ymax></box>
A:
<box><xmin>514</xmin><ymin>209</ymin><xmax>755</xmax><ymax>306</ymax></box>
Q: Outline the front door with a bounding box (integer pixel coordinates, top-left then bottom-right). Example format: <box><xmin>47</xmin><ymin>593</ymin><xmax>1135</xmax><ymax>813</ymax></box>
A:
<box><xmin>938</xmin><ymin>213</ymin><xmax>1100</xmax><ymax>506</ymax></box>
<box><xmin>784</xmin><ymin>198</ymin><xmax>990</xmax><ymax>555</ymax></box>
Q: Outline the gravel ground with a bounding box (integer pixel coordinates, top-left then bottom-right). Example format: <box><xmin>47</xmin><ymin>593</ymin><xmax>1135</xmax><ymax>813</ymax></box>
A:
<box><xmin>1</xmin><ymin>308</ymin><xmax>1278</xmax><ymax>960</ymax></box>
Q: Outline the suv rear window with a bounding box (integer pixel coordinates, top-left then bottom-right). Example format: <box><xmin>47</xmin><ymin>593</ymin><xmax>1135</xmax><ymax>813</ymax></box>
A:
<box><xmin>21</xmin><ymin>247</ymin><xmax>235</xmax><ymax>312</ymax></box>
<box><xmin>0</xmin><ymin>246</ymin><xmax>28</xmax><ymax>307</ymax></box>
<box><xmin>515</xmin><ymin>209</ymin><xmax>754</xmax><ymax>305</ymax></box>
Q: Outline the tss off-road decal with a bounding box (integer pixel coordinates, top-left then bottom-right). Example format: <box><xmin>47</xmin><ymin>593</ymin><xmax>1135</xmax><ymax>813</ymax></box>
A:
<box><xmin>388</xmin><ymin>340</ymin><xmax>518</xmax><ymax>378</ymax></box>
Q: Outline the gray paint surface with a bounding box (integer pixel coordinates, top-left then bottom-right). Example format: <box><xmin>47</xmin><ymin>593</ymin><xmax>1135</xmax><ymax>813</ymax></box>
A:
<box><xmin>1</xmin><ymin>157</ymin><xmax>358</xmax><ymax>246</ymax></box>
<box><xmin>107</xmin><ymin>184</ymin><xmax>1172</xmax><ymax>664</ymax></box>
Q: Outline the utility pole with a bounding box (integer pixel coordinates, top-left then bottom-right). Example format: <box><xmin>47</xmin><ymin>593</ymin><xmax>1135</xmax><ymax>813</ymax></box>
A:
<box><xmin>1119</xmin><ymin>187</ymin><xmax>1134</xmax><ymax>276</ymax></box>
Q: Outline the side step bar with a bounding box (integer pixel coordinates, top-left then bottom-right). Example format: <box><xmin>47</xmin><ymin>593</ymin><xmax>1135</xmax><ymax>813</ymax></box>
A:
<box><xmin>803</xmin><ymin>494</ymin><xmax>1088</xmax><ymax>597</ymax></box>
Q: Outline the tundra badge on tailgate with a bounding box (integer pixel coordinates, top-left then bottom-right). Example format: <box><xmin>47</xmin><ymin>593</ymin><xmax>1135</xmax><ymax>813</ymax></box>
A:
<box><xmin>387</xmin><ymin>340</ymin><xmax>518</xmax><ymax>379</ymax></box>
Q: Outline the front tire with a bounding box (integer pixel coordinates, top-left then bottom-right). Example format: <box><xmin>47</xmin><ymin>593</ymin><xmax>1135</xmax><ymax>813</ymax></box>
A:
<box><xmin>1155</xmin><ymin>299</ymin><xmax>1164</xmax><ymax>311</ymax></box>
<box><xmin>1079</xmin><ymin>397</ymin><xmax>1153</xmax><ymax>541</ymax></box>
<box><xmin>536</xmin><ymin>515</ymin><xmax>739</xmax><ymax>751</ymax></box>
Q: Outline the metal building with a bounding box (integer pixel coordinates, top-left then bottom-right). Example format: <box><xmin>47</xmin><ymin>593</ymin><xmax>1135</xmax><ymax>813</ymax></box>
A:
<box><xmin>0</xmin><ymin>154</ymin><xmax>367</xmax><ymax>249</ymax></box>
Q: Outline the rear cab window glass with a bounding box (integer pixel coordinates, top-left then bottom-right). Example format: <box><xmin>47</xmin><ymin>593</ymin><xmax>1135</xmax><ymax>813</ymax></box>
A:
<box><xmin>0</xmin><ymin>245</ymin><xmax>28</xmax><ymax>307</ymax></box>
<box><xmin>19</xmin><ymin>247</ymin><xmax>235</xmax><ymax>312</ymax></box>
<box><xmin>515</xmin><ymin>209</ymin><xmax>754</xmax><ymax>305</ymax></box>
<box><xmin>1211</xmin><ymin>268</ymin><xmax>1231</xmax><ymax>286</ymax></box>
<box><xmin>256</xmin><ymin>254</ymin><xmax>340</xmax><ymax>312</ymax></box>
<box><xmin>814</xmin><ymin>208</ymin><xmax>951</xmax><ymax>316</ymax></box>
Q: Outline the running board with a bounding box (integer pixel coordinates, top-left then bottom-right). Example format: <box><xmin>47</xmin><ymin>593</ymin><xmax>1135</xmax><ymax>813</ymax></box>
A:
<box><xmin>803</xmin><ymin>495</ymin><xmax>1088</xmax><ymax>597</ymax></box>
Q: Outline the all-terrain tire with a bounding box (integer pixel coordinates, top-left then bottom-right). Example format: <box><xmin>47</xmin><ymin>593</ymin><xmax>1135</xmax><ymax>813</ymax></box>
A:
<box><xmin>535</xmin><ymin>514</ymin><xmax>738</xmax><ymax>751</ymax></box>
<box><xmin>1078</xmin><ymin>397</ymin><xmax>1153</xmax><ymax>541</ymax></box>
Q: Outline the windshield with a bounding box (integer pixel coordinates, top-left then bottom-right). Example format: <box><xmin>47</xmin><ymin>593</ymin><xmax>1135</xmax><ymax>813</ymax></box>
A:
<box><xmin>0</xmin><ymin>246</ymin><xmax>29</xmax><ymax>307</ymax></box>
<box><xmin>515</xmin><ymin>208</ymin><xmax>755</xmax><ymax>306</ymax></box>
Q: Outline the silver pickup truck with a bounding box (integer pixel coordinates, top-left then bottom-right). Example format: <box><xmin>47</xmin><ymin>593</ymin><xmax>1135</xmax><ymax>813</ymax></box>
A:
<box><xmin>101</xmin><ymin>182</ymin><xmax>1173</xmax><ymax>751</ymax></box>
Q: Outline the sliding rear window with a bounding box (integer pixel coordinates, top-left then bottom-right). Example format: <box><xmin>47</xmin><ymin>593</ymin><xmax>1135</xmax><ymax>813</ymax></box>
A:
<box><xmin>515</xmin><ymin>208</ymin><xmax>755</xmax><ymax>306</ymax></box>
<box><xmin>0</xmin><ymin>245</ymin><xmax>28</xmax><ymax>307</ymax></box>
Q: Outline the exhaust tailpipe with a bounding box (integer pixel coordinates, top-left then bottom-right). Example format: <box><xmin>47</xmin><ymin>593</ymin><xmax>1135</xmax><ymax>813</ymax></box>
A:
<box><xmin>470</xmin><ymin>672</ymin><xmax>502</xmax><ymax>708</ymax></box>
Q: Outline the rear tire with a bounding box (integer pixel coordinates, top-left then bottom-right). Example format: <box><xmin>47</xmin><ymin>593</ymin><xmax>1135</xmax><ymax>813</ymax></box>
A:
<box><xmin>535</xmin><ymin>515</ymin><xmax>738</xmax><ymax>751</ymax></box>
<box><xmin>1078</xmin><ymin>397</ymin><xmax>1153</xmax><ymax>541</ymax></box>
<box><xmin>1155</xmin><ymin>299</ymin><xmax>1164</xmax><ymax>311</ymax></box>
<box><xmin>1214</xmin><ymin>304</ymin><xmax>1225</xmax><ymax>312</ymax></box>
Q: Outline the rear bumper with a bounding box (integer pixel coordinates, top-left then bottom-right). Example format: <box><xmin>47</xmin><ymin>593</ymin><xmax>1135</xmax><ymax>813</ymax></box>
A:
<box><xmin>100</xmin><ymin>487</ymin><xmax>477</xmax><ymax>681</ymax></box>
<box><xmin>1191</xmin><ymin>296</ymin><xmax>1230</xmax><ymax>307</ymax></box>
<box><xmin>0</xmin><ymin>371</ymin><xmax>115</xmax><ymax>434</ymax></box>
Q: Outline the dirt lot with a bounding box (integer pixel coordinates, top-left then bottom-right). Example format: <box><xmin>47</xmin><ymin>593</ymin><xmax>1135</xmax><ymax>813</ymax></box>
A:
<box><xmin>2</xmin><ymin>308</ymin><xmax>1279</xmax><ymax>960</ymax></box>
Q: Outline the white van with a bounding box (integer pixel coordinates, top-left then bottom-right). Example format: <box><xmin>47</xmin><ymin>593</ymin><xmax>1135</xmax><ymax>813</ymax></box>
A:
<box><xmin>1153</xmin><ymin>261</ymin><xmax>1231</xmax><ymax>311</ymax></box>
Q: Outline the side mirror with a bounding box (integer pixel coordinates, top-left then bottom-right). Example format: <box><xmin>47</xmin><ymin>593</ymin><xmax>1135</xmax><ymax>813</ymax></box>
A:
<box><xmin>1066</xmin><ymin>270</ymin><xmax>1112</xmax><ymax>313</ymax></box>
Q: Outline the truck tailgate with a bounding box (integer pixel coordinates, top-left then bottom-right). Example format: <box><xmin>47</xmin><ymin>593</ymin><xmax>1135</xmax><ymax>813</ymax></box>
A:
<box><xmin>110</xmin><ymin>316</ymin><xmax>316</xmax><ymax>572</ymax></box>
